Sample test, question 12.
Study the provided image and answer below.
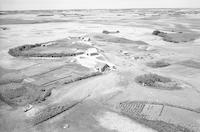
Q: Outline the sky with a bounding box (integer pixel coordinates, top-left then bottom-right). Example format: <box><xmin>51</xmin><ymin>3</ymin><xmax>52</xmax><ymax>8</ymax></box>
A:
<box><xmin>0</xmin><ymin>0</ymin><xmax>199</xmax><ymax>10</ymax></box>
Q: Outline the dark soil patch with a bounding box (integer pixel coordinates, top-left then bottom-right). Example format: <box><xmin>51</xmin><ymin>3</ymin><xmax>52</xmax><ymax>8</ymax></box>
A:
<box><xmin>152</xmin><ymin>30</ymin><xmax>199</xmax><ymax>43</ymax></box>
<box><xmin>0</xmin><ymin>72</ymin><xmax>24</xmax><ymax>85</ymax></box>
<box><xmin>0</xmin><ymin>67</ymin><xmax>24</xmax><ymax>85</ymax></box>
<box><xmin>93</xmin><ymin>34</ymin><xmax>149</xmax><ymax>45</ymax></box>
<box><xmin>178</xmin><ymin>60</ymin><xmax>200</xmax><ymax>69</ymax></box>
<box><xmin>37</xmin><ymin>14</ymin><xmax>54</xmax><ymax>17</ymax></box>
<box><xmin>0</xmin><ymin>66</ymin><xmax>11</xmax><ymax>77</ymax></box>
<box><xmin>135</xmin><ymin>74</ymin><xmax>181</xmax><ymax>90</ymax></box>
<box><xmin>126</xmin><ymin>114</ymin><xmax>192</xmax><ymax>132</ymax></box>
<box><xmin>64</xmin><ymin>72</ymin><xmax>102</xmax><ymax>84</ymax></box>
<box><xmin>93</xmin><ymin>34</ymin><xmax>135</xmax><ymax>44</ymax></box>
<box><xmin>146</xmin><ymin>60</ymin><xmax>170</xmax><ymax>68</ymax></box>
<box><xmin>0</xmin><ymin>83</ymin><xmax>51</xmax><ymax>106</ymax></box>
<box><xmin>134</xmin><ymin>41</ymin><xmax>149</xmax><ymax>45</ymax></box>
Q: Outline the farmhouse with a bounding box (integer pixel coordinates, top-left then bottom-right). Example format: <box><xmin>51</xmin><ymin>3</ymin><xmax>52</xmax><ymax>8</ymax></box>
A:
<box><xmin>85</xmin><ymin>48</ymin><xmax>99</xmax><ymax>56</ymax></box>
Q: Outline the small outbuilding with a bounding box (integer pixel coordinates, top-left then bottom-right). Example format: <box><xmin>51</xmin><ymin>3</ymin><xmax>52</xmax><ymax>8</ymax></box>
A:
<box><xmin>41</xmin><ymin>42</ymin><xmax>55</xmax><ymax>47</ymax></box>
<box><xmin>95</xmin><ymin>63</ymin><xmax>110</xmax><ymax>72</ymax></box>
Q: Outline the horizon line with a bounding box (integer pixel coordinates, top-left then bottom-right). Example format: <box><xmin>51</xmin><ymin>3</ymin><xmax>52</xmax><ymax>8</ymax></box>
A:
<box><xmin>1</xmin><ymin>7</ymin><xmax>200</xmax><ymax>12</ymax></box>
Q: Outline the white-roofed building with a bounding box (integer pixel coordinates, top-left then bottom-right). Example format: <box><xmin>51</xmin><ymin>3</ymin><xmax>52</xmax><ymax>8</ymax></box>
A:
<box><xmin>85</xmin><ymin>48</ymin><xmax>99</xmax><ymax>56</ymax></box>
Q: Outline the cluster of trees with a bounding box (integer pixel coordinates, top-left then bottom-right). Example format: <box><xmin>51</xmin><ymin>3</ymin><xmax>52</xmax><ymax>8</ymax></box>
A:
<box><xmin>135</xmin><ymin>73</ymin><xmax>171</xmax><ymax>87</ymax></box>
<box><xmin>8</xmin><ymin>44</ymin><xmax>41</xmax><ymax>57</ymax></box>
<box><xmin>8</xmin><ymin>44</ymin><xmax>84</xmax><ymax>57</ymax></box>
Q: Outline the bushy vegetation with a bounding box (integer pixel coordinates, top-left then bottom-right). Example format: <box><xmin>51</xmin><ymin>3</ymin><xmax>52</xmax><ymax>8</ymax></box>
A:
<box><xmin>152</xmin><ymin>30</ymin><xmax>199</xmax><ymax>43</ymax></box>
<box><xmin>135</xmin><ymin>74</ymin><xmax>181</xmax><ymax>90</ymax></box>
<box><xmin>8</xmin><ymin>44</ymin><xmax>84</xmax><ymax>57</ymax></box>
<box><xmin>102</xmin><ymin>30</ymin><xmax>120</xmax><ymax>34</ymax></box>
<box><xmin>8</xmin><ymin>44</ymin><xmax>41</xmax><ymax>57</ymax></box>
<box><xmin>135</xmin><ymin>74</ymin><xmax>171</xmax><ymax>87</ymax></box>
<box><xmin>152</xmin><ymin>30</ymin><xmax>166</xmax><ymax>37</ymax></box>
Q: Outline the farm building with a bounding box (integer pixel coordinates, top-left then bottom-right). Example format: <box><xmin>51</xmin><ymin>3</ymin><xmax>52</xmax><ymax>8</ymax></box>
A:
<box><xmin>95</xmin><ymin>63</ymin><xmax>110</xmax><ymax>72</ymax></box>
<box><xmin>78</xmin><ymin>36</ymin><xmax>91</xmax><ymax>41</ymax></box>
<box><xmin>85</xmin><ymin>48</ymin><xmax>99</xmax><ymax>56</ymax></box>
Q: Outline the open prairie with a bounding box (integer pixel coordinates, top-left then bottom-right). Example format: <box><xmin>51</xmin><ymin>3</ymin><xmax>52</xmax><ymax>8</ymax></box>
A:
<box><xmin>0</xmin><ymin>9</ymin><xmax>200</xmax><ymax>132</ymax></box>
